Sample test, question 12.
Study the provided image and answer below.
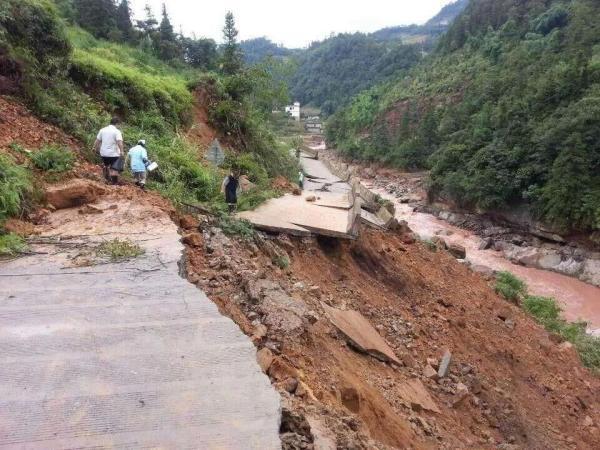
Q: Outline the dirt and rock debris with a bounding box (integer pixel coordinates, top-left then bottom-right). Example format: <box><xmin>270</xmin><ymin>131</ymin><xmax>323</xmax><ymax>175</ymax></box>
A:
<box><xmin>181</xmin><ymin>211</ymin><xmax>600</xmax><ymax>449</ymax></box>
<box><xmin>3</xmin><ymin>96</ymin><xmax>600</xmax><ymax>449</ymax></box>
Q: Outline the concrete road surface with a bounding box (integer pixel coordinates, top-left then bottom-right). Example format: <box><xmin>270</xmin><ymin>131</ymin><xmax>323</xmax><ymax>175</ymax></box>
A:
<box><xmin>0</xmin><ymin>199</ymin><xmax>281</xmax><ymax>449</ymax></box>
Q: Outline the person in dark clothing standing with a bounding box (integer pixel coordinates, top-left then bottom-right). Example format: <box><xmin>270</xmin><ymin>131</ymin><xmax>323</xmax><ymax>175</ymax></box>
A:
<box><xmin>221</xmin><ymin>169</ymin><xmax>240</xmax><ymax>213</ymax></box>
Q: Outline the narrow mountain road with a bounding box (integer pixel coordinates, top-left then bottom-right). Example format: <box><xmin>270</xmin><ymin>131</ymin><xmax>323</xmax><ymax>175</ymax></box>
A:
<box><xmin>0</xmin><ymin>192</ymin><xmax>280</xmax><ymax>448</ymax></box>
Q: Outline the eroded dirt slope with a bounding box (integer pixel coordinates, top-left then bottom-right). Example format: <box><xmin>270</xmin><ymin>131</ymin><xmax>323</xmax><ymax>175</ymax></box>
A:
<box><xmin>182</xmin><ymin>218</ymin><xmax>600</xmax><ymax>449</ymax></box>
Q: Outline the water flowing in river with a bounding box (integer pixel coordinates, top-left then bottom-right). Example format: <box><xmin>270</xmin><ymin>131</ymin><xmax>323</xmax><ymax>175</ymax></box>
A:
<box><xmin>369</xmin><ymin>185</ymin><xmax>600</xmax><ymax>335</ymax></box>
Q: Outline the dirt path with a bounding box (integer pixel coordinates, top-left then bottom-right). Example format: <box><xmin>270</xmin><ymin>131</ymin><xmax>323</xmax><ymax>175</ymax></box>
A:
<box><xmin>0</xmin><ymin>192</ymin><xmax>281</xmax><ymax>448</ymax></box>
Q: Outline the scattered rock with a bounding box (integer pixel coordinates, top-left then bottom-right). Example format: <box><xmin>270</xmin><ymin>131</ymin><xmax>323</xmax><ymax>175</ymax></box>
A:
<box><xmin>478</xmin><ymin>238</ymin><xmax>494</xmax><ymax>250</ymax></box>
<box><xmin>280</xmin><ymin>377</ymin><xmax>299</xmax><ymax>394</ymax></box>
<box><xmin>423</xmin><ymin>364</ymin><xmax>438</xmax><ymax>380</ymax></box>
<box><xmin>256</xmin><ymin>347</ymin><xmax>274</xmax><ymax>373</ymax></box>
<box><xmin>182</xmin><ymin>232</ymin><xmax>203</xmax><ymax>248</ymax></box>
<box><xmin>397</xmin><ymin>379</ymin><xmax>440</xmax><ymax>414</ymax></box>
<box><xmin>583</xmin><ymin>416</ymin><xmax>594</xmax><ymax>427</ymax></box>
<box><xmin>179</xmin><ymin>215</ymin><xmax>200</xmax><ymax>230</ymax></box>
<box><xmin>452</xmin><ymin>382</ymin><xmax>469</xmax><ymax>407</ymax></box>
<box><xmin>437</xmin><ymin>350</ymin><xmax>452</xmax><ymax>378</ymax></box>
<box><xmin>306</xmin><ymin>195</ymin><xmax>317</xmax><ymax>202</ymax></box>
<box><xmin>78</xmin><ymin>204</ymin><xmax>103</xmax><ymax>215</ymax></box>
<box><xmin>447</xmin><ymin>243</ymin><xmax>466</xmax><ymax>259</ymax></box>
<box><xmin>268</xmin><ymin>356</ymin><xmax>299</xmax><ymax>381</ymax></box>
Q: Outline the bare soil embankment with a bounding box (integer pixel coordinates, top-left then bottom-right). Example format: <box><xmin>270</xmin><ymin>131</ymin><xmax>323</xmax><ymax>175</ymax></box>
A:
<box><xmin>181</xmin><ymin>214</ymin><xmax>600</xmax><ymax>449</ymax></box>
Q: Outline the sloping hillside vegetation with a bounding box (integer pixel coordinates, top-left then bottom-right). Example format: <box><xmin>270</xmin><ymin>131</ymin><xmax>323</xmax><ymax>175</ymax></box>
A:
<box><xmin>327</xmin><ymin>0</ymin><xmax>600</xmax><ymax>232</ymax></box>
<box><xmin>0</xmin><ymin>0</ymin><xmax>296</xmax><ymax>217</ymax></box>
<box><xmin>241</xmin><ymin>1</ymin><xmax>468</xmax><ymax>114</ymax></box>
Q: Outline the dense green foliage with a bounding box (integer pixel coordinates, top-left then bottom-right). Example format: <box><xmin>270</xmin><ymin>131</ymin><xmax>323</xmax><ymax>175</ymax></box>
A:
<box><xmin>0</xmin><ymin>233</ymin><xmax>28</xmax><ymax>256</ymax></box>
<box><xmin>1</xmin><ymin>0</ymin><xmax>296</xmax><ymax>214</ymax></box>
<box><xmin>291</xmin><ymin>34</ymin><xmax>422</xmax><ymax>115</ymax></box>
<box><xmin>372</xmin><ymin>0</ymin><xmax>468</xmax><ymax>43</ymax></box>
<box><xmin>494</xmin><ymin>271</ymin><xmax>527</xmax><ymax>303</ymax></box>
<box><xmin>239</xmin><ymin>2</ymin><xmax>468</xmax><ymax>114</ymax></box>
<box><xmin>328</xmin><ymin>0</ymin><xmax>600</xmax><ymax>232</ymax></box>
<box><xmin>240</xmin><ymin>37</ymin><xmax>299</xmax><ymax>65</ymax></box>
<box><xmin>29</xmin><ymin>145</ymin><xmax>75</xmax><ymax>172</ymax></box>
<box><xmin>0</xmin><ymin>154</ymin><xmax>34</xmax><ymax>223</ymax></box>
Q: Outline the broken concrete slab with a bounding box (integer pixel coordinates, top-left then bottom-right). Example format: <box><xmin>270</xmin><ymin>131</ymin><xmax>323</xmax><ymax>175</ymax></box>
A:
<box><xmin>322</xmin><ymin>304</ymin><xmax>401</xmax><ymax>365</ymax></box>
<box><xmin>398</xmin><ymin>379</ymin><xmax>440</xmax><ymax>414</ymax></box>
<box><xmin>238</xmin><ymin>191</ymin><xmax>360</xmax><ymax>239</ymax></box>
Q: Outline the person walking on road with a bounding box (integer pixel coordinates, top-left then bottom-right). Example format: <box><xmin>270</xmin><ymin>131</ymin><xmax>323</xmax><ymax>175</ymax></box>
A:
<box><xmin>221</xmin><ymin>168</ymin><xmax>240</xmax><ymax>214</ymax></box>
<box><xmin>127</xmin><ymin>139</ymin><xmax>149</xmax><ymax>190</ymax></box>
<box><xmin>94</xmin><ymin>117</ymin><xmax>124</xmax><ymax>185</ymax></box>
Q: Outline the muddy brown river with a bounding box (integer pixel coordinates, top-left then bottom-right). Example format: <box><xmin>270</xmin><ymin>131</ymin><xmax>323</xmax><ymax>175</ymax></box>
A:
<box><xmin>369</xmin><ymin>185</ymin><xmax>600</xmax><ymax>335</ymax></box>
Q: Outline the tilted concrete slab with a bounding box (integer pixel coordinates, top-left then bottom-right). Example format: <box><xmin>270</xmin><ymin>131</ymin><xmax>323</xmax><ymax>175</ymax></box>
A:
<box><xmin>0</xmin><ymin>199</ymin><xmax>281</xmax><ymax>449</ymax></box>
<box><xmin>238</xmin><ymin>192</ymin><xmax>358</xmax><ymax>239</ymax></box>
<box><xmin>322</xmin><ymin>304</ymin><xmax>401</xmax><ymax>365</ymax></box>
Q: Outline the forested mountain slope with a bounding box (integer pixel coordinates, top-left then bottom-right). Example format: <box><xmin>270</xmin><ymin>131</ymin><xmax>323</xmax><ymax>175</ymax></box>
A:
<box><xmin>241</xmin><ymin>1</ymin><xmax>468</xmax><ymax>114</ymax></box>
<box><xmin>327</xmin><ymin>0</ymin><xmax>600</xmax><ymax>233</ymax></box>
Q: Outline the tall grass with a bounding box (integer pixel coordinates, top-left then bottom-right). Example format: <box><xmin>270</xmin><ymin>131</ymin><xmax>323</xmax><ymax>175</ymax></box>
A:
<box><xmin>0</xmin><ymin>154</ymin><xmax>33</xmax><ymax>222</ymax></box>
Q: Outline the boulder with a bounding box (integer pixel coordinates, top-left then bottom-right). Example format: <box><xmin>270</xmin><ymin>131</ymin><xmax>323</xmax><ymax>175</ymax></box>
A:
<box><xmin>478</xmin><ymin>237</ymin><xmax>493</xmax><ymax>250</ymax></box>
<box><xmin>256</xmin><ymin>347</ymin><xmax>274</xmax><ymax>373</ymax></box>
<box><xmin>45</xmin><ymin>179</ymin><xmax>106</xmax><ymax>210</ymax></box>
<box><xmin>179</xmin><ymin>214</ymin><xmax>200</xmax><ymax>230</ymax></box>
<box><xmin>447</xmin><ymin>243</ymin><xmax>466</xmax><ymax>259</ymax></box>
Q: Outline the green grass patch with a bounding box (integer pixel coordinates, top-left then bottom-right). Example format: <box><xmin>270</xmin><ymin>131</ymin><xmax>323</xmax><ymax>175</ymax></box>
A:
<box><xmin>494</xmin><ymin>271</ymin><xmax>527</xmax><ymax>303</ymax></box>
<box><xmin>30</xmin><ymin>145</ymin><xmax>74</xmax><ymax>173</ymax></box>
<box><xmin>272</xmin><ymin>254</ymin><xmax>290</xmax><ymax>269</ymax></box>
<box><xmin>495</xmin><ymin>273</ymin><xmax>600</xmax><ymax>371</ymax></box>
<box><xmin>0</xmin><ymin>154</ymin><xmax>33</xmax><ymax>222</ymax></box>
<box><xmin>0</xmin><ymin>233</ymin><xmax>28</xmax><ymax>256</ymax></box>
<box><xmin>217</xmin><ymin>214</ymin><xmax>255</xmax><ymax>240</ymax></box>
<box><xmin>96</xmin><ymin>238</ymin><xmax>144</xmax><ymax>261</ymax></box>
<box><xmin>523</xmin><ymin>295</ymin><xmax>600</xmax><ymax>371</ymax></box>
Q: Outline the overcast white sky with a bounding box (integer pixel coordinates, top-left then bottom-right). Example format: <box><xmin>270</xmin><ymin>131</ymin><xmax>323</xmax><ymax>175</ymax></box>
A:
<box><xmin>130</xmin><ymin>0</ymin><xmax>454</xmax><ymax>48</ymax></box>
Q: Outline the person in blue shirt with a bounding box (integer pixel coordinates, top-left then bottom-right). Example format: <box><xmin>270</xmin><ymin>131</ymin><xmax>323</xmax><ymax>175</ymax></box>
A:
<box><xmin>127</xmin><ymin>139</ymin><xmax>149</xmax><ymax>190</ymax></box>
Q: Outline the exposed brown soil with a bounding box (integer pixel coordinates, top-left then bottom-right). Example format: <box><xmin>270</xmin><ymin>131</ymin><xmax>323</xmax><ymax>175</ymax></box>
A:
<box><xmin>183</xmin><ymin>222</ymin><xmax>600</xmax><ymax>449</ymax></box>
<box><xmin>0</xmin><ymin>97</ymin><xmax>79</xmax><ymax>152</ymax></box>
<box><xmin>186</xmin><ymin>88</ymin><xmax>218</xmax><ymax>151</ymax></box>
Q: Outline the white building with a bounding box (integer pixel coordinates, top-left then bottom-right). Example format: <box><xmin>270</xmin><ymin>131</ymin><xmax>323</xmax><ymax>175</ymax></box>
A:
<box><xmin>285</xmin><ymin>102</ymin><xmax>301</xmax><ymax>121</ymax></box>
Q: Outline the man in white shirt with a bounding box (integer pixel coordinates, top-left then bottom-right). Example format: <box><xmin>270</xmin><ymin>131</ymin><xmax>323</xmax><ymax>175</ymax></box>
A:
<box><xmin>94</xmin><ymin>117</ymin><xmax>124</xmax><ymax>185</ymax></box>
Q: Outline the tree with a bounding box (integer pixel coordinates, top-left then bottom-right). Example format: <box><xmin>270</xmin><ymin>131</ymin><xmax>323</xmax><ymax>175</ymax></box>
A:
<box><xmin>116</xmin><ymin>0</ymin><xmax>134</xmax><ymax>41</ymax></box>
<box><xmin>155</xmin><ymin>3</ymin><xmax>181</xmax><ymax>61</ymax></box>
<box><xmin>183</xmin><ymin>36</ymin><xmax>218</xmax><ymax>70</ymax></box>
<box><xmin>74</xmin><ymin>0</ymin><xmax>117</xmax><ymax>39</ymax></box>
<box><xmin>136</xmin><ymin>3</ymin><xmax>158</xmax><ymax>36</ymax></box>
<box><xmin>221</xmin><ymin>11</ymin><xmax>243</xmax><ymax>75</ymax></box>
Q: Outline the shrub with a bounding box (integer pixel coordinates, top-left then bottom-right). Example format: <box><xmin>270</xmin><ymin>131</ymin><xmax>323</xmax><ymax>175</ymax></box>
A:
<box><xmin>96</xmin><ymin>238</ymin><xmax>144</xmax><ymax>261</ymax></box>
<box><xmin>494</xmin><ymin>271</ymin><xmax>527</xmax><ymax>303</ymax></box>
<box><xmin>30</xmin><ymin>145</ymin><xmax>75</xmax><ymax>172</ymax></box>
<box><xmin>272</xmin><ymin>254</ymin><xmax>290</xmax><ymax>269</ymax></box>
<box><xmin>0</xmin><ymin>154</ymin><xmax>33</xmax><ymax>221</ymax></box>
<box><xmin>0</xmin><ymin>233</ymin><xmax>27</xmax><ymax>256</ymax></box>
<box><xmin>217</xmin><ymin>214</ymin><xmax>255</xmax><ymax>240</ymax></box>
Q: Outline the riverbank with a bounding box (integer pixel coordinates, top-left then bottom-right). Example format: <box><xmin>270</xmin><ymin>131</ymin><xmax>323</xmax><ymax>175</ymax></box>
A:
<box><xmin>308</xmin><ymin>140</ymin><xmax>600</xmax><ymax>334</ymax></box>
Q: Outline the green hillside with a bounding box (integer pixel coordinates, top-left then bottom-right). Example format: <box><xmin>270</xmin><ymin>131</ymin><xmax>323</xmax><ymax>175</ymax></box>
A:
<box><xmin>0</xmin><ymin>0</ymin><xmax>296</xmax><ymax>214</ymax></box>
<box><xmin>241</xmin><ymin>1</ymin><xmax>468</xmax><ymax>114</ymax></box>
<box><xmin>327</xmin><ymin>0</ymin><xmax>600</xmax><ymax>232</ymax></box>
